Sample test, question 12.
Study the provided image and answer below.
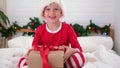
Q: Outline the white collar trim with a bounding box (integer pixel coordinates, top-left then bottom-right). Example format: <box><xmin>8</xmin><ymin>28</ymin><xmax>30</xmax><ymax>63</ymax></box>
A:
<box><xmin>46</xmin><ymin>23</ymin><xmax>62</xmax><ymax>33</ymax></box>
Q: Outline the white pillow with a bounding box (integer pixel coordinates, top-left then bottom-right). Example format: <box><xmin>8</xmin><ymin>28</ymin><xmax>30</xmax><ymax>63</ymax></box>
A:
<box><xmin>8</xmin><ymin>36</ymin><xmax>113</xmax><ymax>52</ymax></box>
<box><xmin>77</xmin><ymin>36</ymin><xmax>113</xmax><ymax>52</ymax></box>
<box><xmin>8</xmin><ymin>36</ymin><xmax>33</xmax><ymax>49</ymax></box>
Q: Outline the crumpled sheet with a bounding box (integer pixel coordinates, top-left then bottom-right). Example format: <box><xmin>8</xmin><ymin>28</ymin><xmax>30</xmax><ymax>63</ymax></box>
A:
<box><xmin>0</xmin><ymin>48</ymin><xmax>28</xmax><ymax>68</ymax></box>
<box><xmin>83</xmin><ymin>45</ymin><xmax>120</xmax><ymax>68</ymax></box>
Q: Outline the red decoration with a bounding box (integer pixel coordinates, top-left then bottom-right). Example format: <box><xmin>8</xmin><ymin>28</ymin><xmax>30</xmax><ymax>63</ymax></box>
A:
<box><xmin>77</xmin><ymin>33</ymin><xmax>81</xmax><ymax>36</ymax></box>
<box><xmin>91</xmin><ymin>27</ymin><xmax>95</xmax><ymax>31</ymax></box>
<box><xmin>31</xmin><ymin>22</ymin><xmax>34</xmax><ymax>25</ymax></box>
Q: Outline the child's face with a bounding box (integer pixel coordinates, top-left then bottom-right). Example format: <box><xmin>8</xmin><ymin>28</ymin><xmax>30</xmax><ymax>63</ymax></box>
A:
<box><xmin>43</xmin><ymin>3</ymin><xmax>63</xmax><ymax>23</ymax></box>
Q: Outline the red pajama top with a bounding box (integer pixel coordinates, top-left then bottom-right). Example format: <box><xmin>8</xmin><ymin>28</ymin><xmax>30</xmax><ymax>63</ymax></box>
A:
<box><xmin>32</xmin><ymin>22</ymin><xmax>82</xmax><ymax>52</ymax></box>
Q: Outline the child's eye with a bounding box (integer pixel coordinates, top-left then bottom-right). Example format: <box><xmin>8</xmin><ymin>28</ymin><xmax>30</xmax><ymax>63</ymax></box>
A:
<box><xmin>54</xmin><ymin>8</ymin><xmax>61</xmax><ymax>11</ymax></box>
<box><xmin>54</xmin><ymin>8</ymin><xmax>59</xmax><ymax>11</ymax></box>
<box><xmin>46</xmin><ymin>8</ymin><xmax>50</xmax><ymax>11</ymax></box>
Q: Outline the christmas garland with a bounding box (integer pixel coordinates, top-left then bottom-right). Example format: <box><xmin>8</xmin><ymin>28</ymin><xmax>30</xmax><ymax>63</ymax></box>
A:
<box><xmin>71</xmin><ymin>20</ymin><xmax>111</xmax><ymax>36</ymax></box>
<box><xmin>0</xmin><ymin>17</ymin><xmax>111</xmax><ymax>38</ymax></box>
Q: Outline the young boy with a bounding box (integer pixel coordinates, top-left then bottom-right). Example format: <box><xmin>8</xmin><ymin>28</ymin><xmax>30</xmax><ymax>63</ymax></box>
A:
<box><xmin>18</xmin><ymin>1</ymin><xmax>85</xmax><ymax>68</ymax></box>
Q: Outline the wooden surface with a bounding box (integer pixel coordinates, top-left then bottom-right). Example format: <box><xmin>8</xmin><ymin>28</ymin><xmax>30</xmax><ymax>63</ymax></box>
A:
<box><xmin>0</xmin><ymin>38</ymin><xmax>6</xmax><ymax>48</ymax></box>
<box><xmin>18</xmin><ymin>29</ymin><xmax>35</xmax><ymax>33</ymax></box>
<box><xmin>109</xmin><ymin>28</ymin><xmax>114</xmax><ymax>40</ymax></box>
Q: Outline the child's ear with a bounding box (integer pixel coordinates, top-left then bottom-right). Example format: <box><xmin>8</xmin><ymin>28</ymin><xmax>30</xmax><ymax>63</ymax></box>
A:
<box><xmin>42</xmin><ymin>11</ymin><xmax>45</xmax><ymax>18</ymax></box>
<box><xmin>41</xmin><ymin>7</ymin><xmax>46</xmax><ymax>18</ymax></box>
<box><xmin>60</xmin><ymin>12</ymin><xmax>63</xmax><ymax>17</ymax></box>
<box><xmin>42</xmin><ymin>14</ymin><xmax>45</xmax><ymax>18</ymax></box>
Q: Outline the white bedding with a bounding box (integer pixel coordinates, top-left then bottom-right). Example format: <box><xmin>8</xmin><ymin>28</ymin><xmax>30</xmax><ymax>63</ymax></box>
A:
<box><xmin>0</xmin><ymin>36</ymin><xmax>120</xmax><ymax>68</ymax></box>
<box><xmin>0</xmin><ymin>48</ymin><xmax>28</xmax><ymax>68</ymax></box>
<box><xmin>83</xmin><ymin>45</ymin><xmax>120</xmax><ymax>68</ymax></box>
<box><xmin>0</xmin><ymin>45</ymin><xmax>120</xmax><ymax>68</ymax></box>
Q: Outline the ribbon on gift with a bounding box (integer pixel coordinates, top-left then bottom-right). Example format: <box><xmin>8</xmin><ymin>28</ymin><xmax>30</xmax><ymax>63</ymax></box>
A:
<box><xmin>33</xmin><ymin>45</ymin><xmax>62</xmax><ymax>68</ymax></box>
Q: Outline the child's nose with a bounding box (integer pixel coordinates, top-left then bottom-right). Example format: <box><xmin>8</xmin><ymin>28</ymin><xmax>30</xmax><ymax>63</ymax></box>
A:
<box><xmin>49</xmin><ymin>10</ymin><xmax>55</xmax><ymax>14</ymax></box>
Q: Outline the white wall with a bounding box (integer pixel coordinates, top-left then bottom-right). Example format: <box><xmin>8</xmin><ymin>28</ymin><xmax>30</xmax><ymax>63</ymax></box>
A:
<box><xmin>114</xmin><ymin>0</ymin><xmax>120</xmax><ymax>55</ymax></box>
<box><xmin>7</xmin><ymin>0</ymin><xmax>115</xmax><ymax>27</ymax></box>
<box><xmin>0</xmin><ymin>0</ymin><xmax>3</xmax><ymax>10</ymax></box>
<box><xmin>7</xmin><ymin>0</ymin><xmax>42</xmax><ymax>26</ymax></box>
<box><xmin>64</xmin><ymin>0</ymin><xmax>114</xmax><ymax>26</ymax></box>
<box><xmin>0</xmin><ymin>0</ymin><xmax>4</xmax><ymax>11</ymax></box>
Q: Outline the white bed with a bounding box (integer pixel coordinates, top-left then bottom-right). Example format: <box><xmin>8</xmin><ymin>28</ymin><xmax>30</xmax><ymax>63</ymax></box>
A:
<box><xmin>0</xmin><ymin>36</ymin><xmax>120</xmax><ymax>68</ymax></box>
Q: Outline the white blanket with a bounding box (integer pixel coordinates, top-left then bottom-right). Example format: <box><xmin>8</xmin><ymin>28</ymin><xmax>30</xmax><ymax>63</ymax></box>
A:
<box><xmin>0</xmin><ymin>45</ymin><xmax>120</xmax><ymax>68</ymax></box>
<box><xmin>83</xmin><ymin>45</ymin><xmax>120</xmax><ymax>68</ymax></box>
<box><xmin>0</xmin><ymin>48</ymin><xmax>28</xmax><ymax>68</ymax></box>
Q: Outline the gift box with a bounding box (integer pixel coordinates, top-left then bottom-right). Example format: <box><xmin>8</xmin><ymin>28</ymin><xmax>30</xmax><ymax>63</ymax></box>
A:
<box><xmin>28</xmin><ymin>50</ymin><xmax>64</xmax><ymax>68</ymax></box>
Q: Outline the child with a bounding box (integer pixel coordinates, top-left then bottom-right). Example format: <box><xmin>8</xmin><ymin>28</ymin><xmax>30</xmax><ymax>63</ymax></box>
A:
<box><xmin>18</xmin><ymin>0</ymin><xmax>85</xmax><ymax>68</ymax></box>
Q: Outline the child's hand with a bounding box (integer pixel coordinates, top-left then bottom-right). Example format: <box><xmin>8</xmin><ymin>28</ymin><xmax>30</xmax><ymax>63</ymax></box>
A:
<box><xmin>58</xmin><ymin>45</ymin><xmax>66</xmax><ymax>50</ymax></box>
<box><xmin>26</xmin><ymin>49</ymin><xmax>33</xmax><ymax>56</ymax></box>
<box><xmin>25</xmin><ymin>49</ymin><xmax>34</xmax><ymax>62</ymax></box>
<box><xmin>64</xmin><ymin>47</ymin><xmax>78</xmax><ymax>63</ymax></box>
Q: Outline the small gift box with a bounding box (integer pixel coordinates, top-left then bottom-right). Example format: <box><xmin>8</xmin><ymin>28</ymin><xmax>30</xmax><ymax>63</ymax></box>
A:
<box><xmin>28</xmin><ymin>50</ymin><xmax>64</xmax><ymax>68</ymax></box>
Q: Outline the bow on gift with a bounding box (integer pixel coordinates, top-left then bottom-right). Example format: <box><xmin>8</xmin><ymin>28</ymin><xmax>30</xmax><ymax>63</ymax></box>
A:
<box><xmin>33</xmin><ymin>45</ymin><xmax>62</xmax><ymax>68</ymax></box>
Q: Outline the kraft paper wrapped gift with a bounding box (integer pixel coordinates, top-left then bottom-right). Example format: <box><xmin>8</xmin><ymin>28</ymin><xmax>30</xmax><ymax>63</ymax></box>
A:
<box><xmin>28</xmin><ymin>50</ymin><xmax>64</xmax><ymax>68</ymax></box>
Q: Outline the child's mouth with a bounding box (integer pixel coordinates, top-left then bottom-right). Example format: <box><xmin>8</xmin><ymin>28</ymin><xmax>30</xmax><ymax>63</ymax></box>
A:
<box><xmin>49</xmin><ymin>16</ymin><xmax>56</xmax><ymax>20</ymax></box>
